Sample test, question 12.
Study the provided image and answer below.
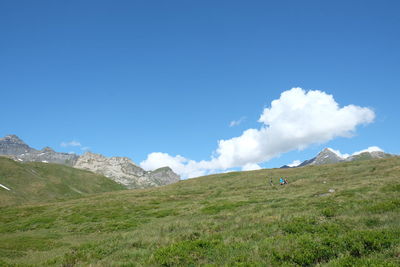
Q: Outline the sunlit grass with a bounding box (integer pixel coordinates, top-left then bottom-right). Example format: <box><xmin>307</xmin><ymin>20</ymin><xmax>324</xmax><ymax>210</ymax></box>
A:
<box><xmin>0</xmin><ymin>157</ymin><xmax>399</xmax><ymax>266</ymax></box>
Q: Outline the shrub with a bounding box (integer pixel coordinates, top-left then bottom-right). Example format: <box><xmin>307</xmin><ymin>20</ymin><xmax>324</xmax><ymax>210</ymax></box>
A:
<box><xmin>330</xmin><ymin>255</ymin><xmax>398</xmax><ymax>266</ymax></box>
<box><xmin>321</xmin><ymin>207</ymin><xmax>336</xmax><ymax>218</ymax></box>
<box><xmin>271</xmin><ymin>234</ymin><xmax>340</xmax><ymax>266</ymax></box>
<box><xmin>281</xmin><ymin>217</ymin><xmax>318</xmax><ymax>234</ymax></box>
<box><xmin>367</xmin><ymin>200</ymin><xmax>400</xmax><ymax>214</ymax></box>
<box><xmin>153</xmin><ymin>240</ymin><xmax>219</xmax><ymax>266</ymax></box>
<box><xmin>341</xmin><ymin>230</ymin><xmax>397</xmax><ymax>257</ymax></box>
<box><xmin>201</xmin><ymin>201</ymin><xmax>247</xmax><ymax>215</ymax></box>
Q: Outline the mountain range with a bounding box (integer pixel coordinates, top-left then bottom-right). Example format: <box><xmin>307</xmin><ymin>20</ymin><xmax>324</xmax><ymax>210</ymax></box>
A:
<box><xmin>0</xmin><ymin>135</ymin><xmax>180</xmax><ymax>189</ymax></box>
<box><xmin>281</xmin><ymin>147</ymin><xmax>395</xmax><ymax>168</ymax></box>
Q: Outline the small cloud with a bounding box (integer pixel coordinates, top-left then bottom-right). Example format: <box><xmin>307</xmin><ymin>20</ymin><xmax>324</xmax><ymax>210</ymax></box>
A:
<box><xmin>287</xmin><ymin>160</ymin><xmax>301</xmax><ymax>167</ymax></box>
<box><xmin>229</xmin><ymin>116</ymin><xmax>246</xmax><ymax>127</ymax></box>
<box><xmin>81</xmin><ymin>146</ymin><xmax>90</xmax><ymax>151</ymax></box>
<box><xmin>60</xmin><ymin>140</ymin><xmax>81</xmax><ymax>147</ymax></box>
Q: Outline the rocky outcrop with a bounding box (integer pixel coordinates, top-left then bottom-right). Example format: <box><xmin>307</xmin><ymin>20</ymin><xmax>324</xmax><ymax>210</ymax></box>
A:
<box><xmin>74</xmin><ymin>152</ymin><xmax>180</xmax><ymax>189</ymax></box>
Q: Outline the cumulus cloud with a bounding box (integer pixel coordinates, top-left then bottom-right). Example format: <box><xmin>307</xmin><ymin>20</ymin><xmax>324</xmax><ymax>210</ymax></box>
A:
<box><xmin>229</xmin><ymin>117</ymin><xmax>246</xmax><ymax>127</ymax></box>
<box><xmin>60</xmin><ymin>140</ymin><xmax>81</xmax><ymax>147</ymax></box>
<box><xmin>353</xmin><ymin>146</ymin><xmax>383</xmax><ymax>155</ymax></box>
<box><xmin>141</xmin><ymin>88</ymin><xmax>375</xmax><ymax>178</ymax></box>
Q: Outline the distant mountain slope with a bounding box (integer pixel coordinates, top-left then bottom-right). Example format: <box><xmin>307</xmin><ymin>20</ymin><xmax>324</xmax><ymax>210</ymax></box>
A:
<box><xmin>0</xmin><ymin>135</ymin><xmax>180</xmax><ymax>189</ymax></box>
<box><xmin>284</xmin><ymin>147</ymin><xmax>395</xmax><ymax>168</ymax></box>
<box><xmin>345</xmin><ymin>151</ymin><xmax>393</xmax><ymax>162</ymax></box>
<box><xmin>0</xmin><ymin>135</ymin><xmax>78</xmax><ymax>166</ymax></box>
<box><xmin>74</xmin><ymin>152</ymin><xmax>180</xmax><ymax>189</ymax></box>
<box><xmin>0</xmin><ymin>156</ymin><xmax>125</xmax><ymax>206</ymax></box>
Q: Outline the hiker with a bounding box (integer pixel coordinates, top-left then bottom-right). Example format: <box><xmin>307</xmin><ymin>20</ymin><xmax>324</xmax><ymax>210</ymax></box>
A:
<box><xmin>269</xmin><ymin>177</ymin><xmax>273</xmax><ymax>186</ymax></box>
<box><xmin>284</xmin><ymin>178</ymin><xmax>289</xmax><ymax>184</ymax></box>
<box><xmin>279</xmin><ymin>177</ymin><xmax>285</xmax><ymax>185</ymax></box>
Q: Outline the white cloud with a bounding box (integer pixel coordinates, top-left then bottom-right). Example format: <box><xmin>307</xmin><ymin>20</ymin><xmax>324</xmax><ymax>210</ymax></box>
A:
<box><xmin>60</xmin><ymin>140</ymin><xmax>81</xmax><ymax>147</ymax></box>
<box><xmin>242</xmin><ymin>163</ymin><xmax>262</xmax><ymax>171</ymax></box>
<box><xmin>353</xmin><ymin>146</ymin><xmax>383</xmax><ymax>155</ymax></box>
<box><xmin>81</xmin><ymin>146</ymin><xmax>90</xmax><ymax>151</ymax></box>
<box><xmin>287</xmin><ymin>160</ymin><xmax>301</xmax><ymax>167</ymax></box>
<box><xmin>229</xmin><ymin>117</ymin><xmax>246</xmax><ymax>127</ymax></box>
<box><xmin>141</xmin><ymin>87</ymin><xmax>375</xmax><ymax>178</ymax></box>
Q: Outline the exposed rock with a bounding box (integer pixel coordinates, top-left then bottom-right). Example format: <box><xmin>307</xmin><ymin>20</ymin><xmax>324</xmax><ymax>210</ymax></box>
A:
<box><xmin>148</xmin><ymin>167</ymin><xmax>180</xmax><ymax>186</ymax></box>
<box><xmin>0</xmin><ymin>135</ymin><xmax>36</xmax><ymax>155</ymax></box>
<box><xmin>15</xmin><ymin>148</ymin><xmax>79</xmax><ymax>166</ymax></box>
<box><xmin>298</xmin><ymin>148</ymin><xmax>343</xmax><ymax>167</ymax></box>
<box><xmin>74</xmin><ymin>152</ymin><xmax>180</xmax><ymax>189</ymax></box>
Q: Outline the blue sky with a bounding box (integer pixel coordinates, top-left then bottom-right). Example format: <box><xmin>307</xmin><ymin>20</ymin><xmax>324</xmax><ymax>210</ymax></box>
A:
<box><xmin>1</xmin><ymin>1</ymin><xmax>399</xmax><ymax>177</ymax></box>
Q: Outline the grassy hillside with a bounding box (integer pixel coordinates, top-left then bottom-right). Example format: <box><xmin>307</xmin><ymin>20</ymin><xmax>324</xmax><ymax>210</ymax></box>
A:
<box><xmin>0</xmin><ymin>157</ymin><xmax>399</xmax><ymax>266</ymax></box>
<box><xmin>0</xmin><ymin>157</ymin><xmax>126</xmax><ymax>206</ymax></box>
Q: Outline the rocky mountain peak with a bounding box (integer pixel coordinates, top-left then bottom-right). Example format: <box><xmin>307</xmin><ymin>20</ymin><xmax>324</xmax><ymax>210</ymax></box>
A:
<box><xmin>1</xmin><ymin>134</ymin><xmax>27</xmax><ymax>145</ymax></box>
<box><xmin>295</xmin><ymin>148</ymin><xmax>345</xmax><ymax>167</ymax></box>
<box><xmin>0</xmin><ymin>134</ymin><xmax>36</xmax><ymax>155</ymax></box>
<box><xmin>149</xmin><ymin>166</ymin><xmax>180</xmax><ymax>186</ymax></box>
<box><xmin>41</xmin><ymin>146</ymin><xmax>55</xmax><ymax>152</ymax></box>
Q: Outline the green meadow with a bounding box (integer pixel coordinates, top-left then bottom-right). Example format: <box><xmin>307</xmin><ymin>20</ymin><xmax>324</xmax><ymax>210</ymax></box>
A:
<box><xmin>0</xmin><ymin>157</ymin><xmax>399</xmax><ymax>266</ymax></box>
<box><xmin>0</xmin><ymin>157</ymin><xmax>125</xmax><ymax>206</ymax></box>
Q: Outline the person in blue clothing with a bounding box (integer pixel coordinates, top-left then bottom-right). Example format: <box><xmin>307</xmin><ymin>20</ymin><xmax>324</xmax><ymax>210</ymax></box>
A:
<box><xmin>280</xmin><ymin>177</ymin><xmax>288</xmax><ymax>185</ymax></box>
